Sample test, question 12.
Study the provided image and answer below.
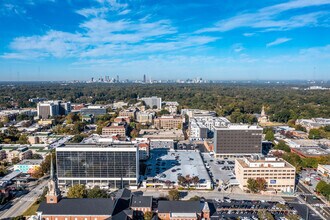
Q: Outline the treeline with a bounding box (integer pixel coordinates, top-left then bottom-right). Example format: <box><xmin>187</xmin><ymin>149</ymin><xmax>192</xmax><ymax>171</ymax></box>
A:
<box><xmin>1</xmin><ymin>83</ymin><xmax>329</xmax><ymax>123</ymax></box>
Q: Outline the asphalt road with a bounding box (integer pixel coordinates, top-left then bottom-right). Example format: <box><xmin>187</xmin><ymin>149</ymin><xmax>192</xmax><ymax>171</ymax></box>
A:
<box><xmin>0</xmin><ymin>180</ymin><xmax>47</xmax><ymax>219</ymax></box>
<box><xmin>297</xmin><ymin>182</ymin><xmax>330</xmax><ymax>220</ymax></box>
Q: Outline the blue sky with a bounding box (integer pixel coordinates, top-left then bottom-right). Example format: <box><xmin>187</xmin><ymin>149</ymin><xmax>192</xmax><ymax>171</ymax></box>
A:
<box><xmin>0</xmin><ymin>0</ymin><xmax>330</xmax><ymax>81</ymax></box>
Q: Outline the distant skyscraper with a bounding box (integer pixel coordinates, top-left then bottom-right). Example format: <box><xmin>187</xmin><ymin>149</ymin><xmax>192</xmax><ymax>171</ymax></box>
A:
<box><xmin>143</xmin><ymin>74</ymin><xmax>146</xmax><ymax>83</ymax></box>
<box><xmin>117</xmin><ymin>75</ymin><xmax>119</xmax><ymax>83</ymax></box>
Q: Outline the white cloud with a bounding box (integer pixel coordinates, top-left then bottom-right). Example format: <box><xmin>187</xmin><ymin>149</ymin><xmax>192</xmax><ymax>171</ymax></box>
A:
<box><xmin>118</xmin><ymin>9</ymin><xmax>130</xmax><ymax>15</ymax></box>
<box><xmin>197</xmin><ymin>0</ymin><xmax>330</xmax><ymax>33</ymax></box>
<box><xmin>232</xmin><ymin>43</ymin><xmax>245</xmax><ymax>52</ymax></box>
<box><xmin>266</xmin><ymin>38</ymin><xmax>292</xmax><ymax>47</ymax></box>
<box><xmin>243</xmin><ymin>33</ymin><xmax>255</xmax><ymax>37</ymax></box>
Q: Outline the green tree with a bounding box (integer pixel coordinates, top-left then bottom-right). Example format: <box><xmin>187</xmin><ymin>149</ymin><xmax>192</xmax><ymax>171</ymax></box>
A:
<box><xmin>265</xmin><ymin>130</ymin><xmax>275</xmax><ymax>141</ymax></box>
<box><xmin>87</xmin><ymin>186</ymin><xmax>108</xmax><ymax>198</ymax></box>
<box><xmin>309</xmin><ymin>129</ymin><xmax>322</xmax><ymax>139</ymax></box>
<box><xmin>18</xmin><ymin>134</ymin><xmax>29</xmax><ymax>144</ymax></box>
<box><xmin>256</xmin><ymin>177</ymin><xmax>267</xmax><ymax>192</ymax></box>
<box><xmin>67</xmin><ymin>184</ymin><xmax>87</xmax><ymax>198</ymax></box>
<box><xmin>286</xmin><ymin>214</ymin><xmax>300</xmax><ymax>220</ymax></box>
<box><xmin>274</xmin><ymin>140</ymin><xmax>291</xmax><ymax>152</ymax></box>
<box><xmin>168</xmin><ymin>189</ymin><xmax>180</xmax><ymax>201</ymax></box>
<box><xmin>11</xmin><ymin>157</ymin><xmax>20</xmax><ymax>165</ymax></box>
<box><xmin>40</xmin><ymin>151</ymin><xmax>56</xmax><ymax>175</ymax></box>
<box><xmin>11</xmin><ymin>216</ymin><xmax>25</xmax><ymax>220</ymax></box>
<box><xmin>247</xmin><ymin>178</ymin><xmax>259</xmax><ymax>193</ymax></box>
<box><xmin>189</xmin><ymin>196</ymin><xmax>201</xmax><ymax>201</ymax></box>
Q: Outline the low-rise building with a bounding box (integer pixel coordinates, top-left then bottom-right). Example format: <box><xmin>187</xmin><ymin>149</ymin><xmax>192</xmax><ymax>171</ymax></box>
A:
<box><xmin>235</xmin><ymin>157</ymin><xmax>296</xmax><ymax>193</ymax></box>
<box><xmin>119</xmin><ymin>109</ymin><xmax>137</xmax><ymax>119</ymax></box>
<box><xmin>130</xmin><ymin>195</ymin><xmax>152</xmax><ymax>218</ymax></box>
<box><xmin>114</xmin><ymin>116</ymin><xmax>131</xmax><ymax>123</ymax></box>
<box><xmin>80</xmin><ymin>106</ymin><xmax>107</xmax><ymax>116</ymax></box>
<box><xmin>13</xmin><ymin>159</ymin><xmax>43</xmax><ymax>174</ymax></box>
<box><xmin>154</xmin><ymin>115</ymin><xmax>183</xmax><ymax>130</ymax></box>
<box><xmin>317</xmin><ymin>164</ymin><xmax>330</xmax><ymax>177</ymax></box>
<box><xmin>102</xmin><ymin>125</ymin><xmax>127</xmax><ymax>137</ymax></box>
<box><xmin>157</xmin><ymin>201</ymin><xmax>209</xmax><ymax>220</ymax></box>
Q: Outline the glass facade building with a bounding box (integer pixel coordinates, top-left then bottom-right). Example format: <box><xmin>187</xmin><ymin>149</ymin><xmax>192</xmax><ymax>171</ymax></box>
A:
<box><xmin>56</xmin><ymin>144</ymin><xmax>139</xmax><ymax>189</ymax></box>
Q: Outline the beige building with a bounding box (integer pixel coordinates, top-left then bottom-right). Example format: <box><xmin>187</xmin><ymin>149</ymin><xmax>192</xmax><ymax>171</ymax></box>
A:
<box><xmin>118</xmin><ymin>109</ymin><xmax>137</xmax><ymax>119</ymax></box>
<box><xmin>102</xmin><ymin>126</ymin><xmax>126</xmax><ymax>137</ymax></box>
<box><xmin>154</xmin><ymin>115</ymin><xmax>183</xmax><ymax>129</ymax></box>
<box><xmin>317</xmin><ymin>164</ymin><xmax>330</xmax><ymax>177</ymax></box>
<box><xmin>235</xmin><ymin>157</ymin><xmax>296</xmax><ymax>193</ymax></box>
<box><xmin>136</xmin><ymin>112</ymin><xmax>154</xmax><ymax>123</ymax></box>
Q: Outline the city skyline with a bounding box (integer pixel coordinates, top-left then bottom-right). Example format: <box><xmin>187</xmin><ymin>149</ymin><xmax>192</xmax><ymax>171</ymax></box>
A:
<box><xmin>1</xmin><ymin>0</ymin><xmax>330</xmax><ymax>81</ymax></box>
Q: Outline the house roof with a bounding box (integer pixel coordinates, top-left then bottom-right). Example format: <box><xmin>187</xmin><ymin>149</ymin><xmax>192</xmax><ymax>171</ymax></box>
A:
<box><xmin>115</xmin><ymin>188</ymin><xmax>132</xmax><ymax>200</ymax></box>
<box><xmin>38</xmin><ymin>198</ymin><xmax>116</xmax><ymax>216</ymax></box>
<box><xmin>157</xmin><ymin>201</ymin><xmax>201</xmax><ymax>213</ymax></box>
<box><xmin>130</xmin><ymin>195</ymin><xmax>153</xmax><ymax>208</ymax></box>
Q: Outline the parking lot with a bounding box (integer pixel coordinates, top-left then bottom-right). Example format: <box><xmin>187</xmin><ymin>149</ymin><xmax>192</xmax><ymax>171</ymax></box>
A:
<box><xmin>211</xmin><ymin>198</ymin><xmax>298</xmax><ymax>219</ymax></box>
<box><xmin>201</xmin><ymin>153</ymin><xmax>239</xmax><ymax>189</ymax></box>
<box><xmin>144</xmin><ymin>149</ymin><xmax>212</xmax><ymax>188</ymax></box>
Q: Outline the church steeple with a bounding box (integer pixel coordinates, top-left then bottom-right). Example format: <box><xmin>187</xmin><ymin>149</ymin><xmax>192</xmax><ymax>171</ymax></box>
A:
<box><xmin>46</xmin><ymin>154</ymin><xmax>61</xmax><ymax>204</ymax></box>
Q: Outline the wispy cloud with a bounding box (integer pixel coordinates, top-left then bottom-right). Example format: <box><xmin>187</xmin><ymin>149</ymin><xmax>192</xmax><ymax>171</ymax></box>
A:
<box><xmin>232</xmin><ymin>43</ymin><xmax>245</xmax><ymax>52</ymax></box>
<box><xmin>197</xmin><ymin>0</ymin><xmax>330</xmax><ymax>33</ymax></box>
<box><xmin>266</xmin><ymin>38</ymin><xmax>292</xmax><ymax>47</ymax></box>
<box><xmin>243</xmin><ymin>33</ymin><xmax>255</xmax><ymax>37</ymax></box>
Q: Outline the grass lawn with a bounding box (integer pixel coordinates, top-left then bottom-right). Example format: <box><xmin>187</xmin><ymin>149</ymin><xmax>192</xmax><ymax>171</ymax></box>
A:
<box><xmin>23</xmin><ymin>202</ymin><xmax>40</xmax><ymax>217</ymax></box>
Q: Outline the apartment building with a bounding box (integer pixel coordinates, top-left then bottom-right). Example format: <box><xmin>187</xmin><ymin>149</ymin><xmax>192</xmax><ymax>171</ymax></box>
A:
<box><xmin>37</xmin><ymin>100</ymin><xmax>71</xmax><ymax>119</ymax></box>
<box><xmin>136</xmin><ymin>112</ymin><xmax>154</xmax><ymax>123</ymax></box>
<box><xmin>154</xmin><ymin>115</ymin><xmax>183</xmax><ymax>130</ymax></box>
<box><xmin>235</xmin><ymin>157</ymin><xmax>296</xmax><ymax>193</ymax></box>
<box><xmin>118</xmin><ymin>109</ymin><xmax>137</xmax><ymax>119</ymax></box>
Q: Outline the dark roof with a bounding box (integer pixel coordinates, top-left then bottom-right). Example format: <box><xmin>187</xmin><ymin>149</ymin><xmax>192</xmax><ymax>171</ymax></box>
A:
<box><xmin>38</xmin><ymin>198</ymin><xmax>115</xmax><ymax>216</ymax></box>
<box><xmin>130</xmin><ymin>195</ymin><xmax>153</xmax><ymax>208</ymax></box>
<box><xmin>116</xmin><ymin>188</ymin><xmax>132</xmax><ymax>200</ymax></box>
<box><xmin>157</xmin><ymin>201</ymin><xmax>201</xmax><ymax>213</ymax></box>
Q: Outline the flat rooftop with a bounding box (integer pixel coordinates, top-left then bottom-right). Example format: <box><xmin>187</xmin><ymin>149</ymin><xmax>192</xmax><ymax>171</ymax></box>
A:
<box><xmin>292</xmin><ymin>147</ymin><xmax>330</xmax><ymax>157</ymax></box>
<box><xmin>16</xmin><ymin>159</ymin><xmax>43</xmax><ymax>166</ymax></box>
<box><xmin>144</xmin><ymin>149</ymin><xmax>211</xmax><ymax>184</ymax></box>
<box><xmin>236</xmin><ymin>157</ymin><xmax>295</xmax><ymax>169</ymax></box>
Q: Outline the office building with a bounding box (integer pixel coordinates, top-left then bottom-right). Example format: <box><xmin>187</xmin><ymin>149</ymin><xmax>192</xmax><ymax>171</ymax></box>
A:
<box><xmin>235</xmin><ymin>157</ymin><xmax>296</xmax><ymax>193</ymax></box>
<box><xmin>56</xmin><ymin>144</ymin><xmax>139</xmax><ymax>189</ymax></box>
<box><xmin>37</xmin><ymin>100</ymin><xmax>71</xmax><ymax>119</ymax></box>
<box><xmin>154</xmin><ymin>115</ymin><xmax>183</xmax><ymax>130</ymax></box>
<box><xmin>141</xmin><ymin>96</ymin><xmax>162</xmax><ymax>109</ymax></box>
<box><xmin>213</xmin><ymin>125</ymin><xmax>263</xmax><ymax>158</ymax></box>
<box><xmin>80</xmin><ymin>106</ymin><xmax>107</xmax><ymax>116</ymax></box>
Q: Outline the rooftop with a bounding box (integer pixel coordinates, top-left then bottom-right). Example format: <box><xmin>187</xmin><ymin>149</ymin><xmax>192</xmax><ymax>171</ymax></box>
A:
<box><xmin>130</xmin><ymin>195</ymin><xmax>152</xmax><ymax>208</ymax></box>
<box><xmin>38</xmin><ymin>198</ymin><xmax>115</xmax><ymax>216</ymax></box>
<box><xmin>158</xmin><ymin>201</ymin><xmax>201</xmax><ymax>213</ymax></box>
<box><xmin>15</xmin><ymin>159</ymin><xmax>43</xmax><ymax>166</ymax></box>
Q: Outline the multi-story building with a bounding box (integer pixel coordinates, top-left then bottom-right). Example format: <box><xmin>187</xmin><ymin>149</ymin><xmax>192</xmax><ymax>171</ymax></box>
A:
<box><xmin>13</xmin><ymin>159</ymin><xmax>43</xmax><ymax>174</ymax></box>
<box><xmin>235</xmin><ymin>157</ymin><xmax>296</xmax><ymax>193</ymax></box>
<box><xmin>154</xmin><ymin>115</ymin><xmax>183</xmax><ymax>130</ymax></box>
<box><xmin>136</xmin><ymin>112</ymin><xmax>154</xmax><ymax>123</ymax></box>
<box><xmin>56</xmin><ymin>144</ymin><xmax>139</xmax><ymax>189</ymax></box>
<box><xmin>213</xmin><ymin>125</ymin><xmax>263</xmax><ymax>158</ymax></box>
<box><xmin>181</xmin><ymin>109</ymin><xmax>216</xmax><ymax>119</ymax></box>
<box><xmin>80</xmin><ymin>106</ymin><xmax>107</xmax><ymax>116</ymax></box>
<box><xmin>118</xmin><ymin>109</ymin><xmax>137</xmax><ymax>119</ymax></box>
<box><xmin>141</xmin><ymin>96</ymin><xmax>162</xmax><ymax>109</ymax></box>
<box><xmin>102</xmin><ymin>125</ymin><xmax>126</xmax><ymax>137</ymax></box>
<box><xmin>37</xmin><ymin>101</ymin><xmax>71</xmax><ymax>119</ymax></box>
<box><xmin>7</xmin><ymin>148</ymin><xmax>33</xmax><ymax>162</ymax></box>
<box><xmin>189</xmin><ymin>116</ymin><xmax>231</xmax><ymax>140</ymax></box>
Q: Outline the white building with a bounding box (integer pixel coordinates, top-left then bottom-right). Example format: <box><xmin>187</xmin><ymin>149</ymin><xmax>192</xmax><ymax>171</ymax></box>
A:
<box><xmin>189</xmin><ymin>117</ymin><xmax>231</xmax><ymax>140</ymax></box>
<box><xmin>141</xmin><ymin>96</ymin><xmax>162</xmax><ymax>109</ymax></box>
